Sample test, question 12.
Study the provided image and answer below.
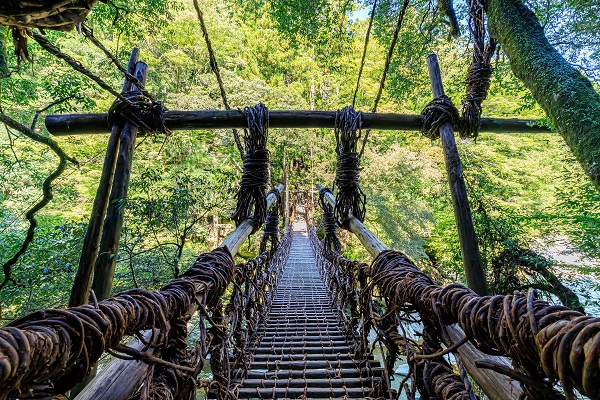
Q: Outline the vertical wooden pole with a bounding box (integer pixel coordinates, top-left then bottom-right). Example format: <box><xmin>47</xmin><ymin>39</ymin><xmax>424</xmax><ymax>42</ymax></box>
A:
<box><xmin>426</xmin><ymin>54</ymin><xmax>487</xmax><ymax>296</ymax></box>
<box><xmin>91</xmin><ymin>61</ymin><xmax>148</xmax><ymax>301</ymax></box>
<box><xmin>69</xmin><ymin>49</ymin><xmax>140</xmax><ymax>307</ymax></box>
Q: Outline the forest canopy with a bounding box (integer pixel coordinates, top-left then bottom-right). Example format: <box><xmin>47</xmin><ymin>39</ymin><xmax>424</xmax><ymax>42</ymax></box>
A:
<box><xmin>0</xmin><ymin>0</ymin><xmax>599</xmax><ymax>320</ymax></box>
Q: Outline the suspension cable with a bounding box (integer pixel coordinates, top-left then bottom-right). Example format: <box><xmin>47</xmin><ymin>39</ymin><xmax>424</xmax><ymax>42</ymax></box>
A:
<box><xmin>193</xmin><ymin>0</ymin><xmax>244</xmax><ymax>157</ymax></box>
<box><xmin>352</xmin><ymin>0</ymin><xmax>378</xmax><ymax>108</ymax></box>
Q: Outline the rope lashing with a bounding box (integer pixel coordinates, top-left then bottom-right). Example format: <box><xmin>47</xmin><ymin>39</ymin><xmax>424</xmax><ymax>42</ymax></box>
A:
<box><xmin>370</xmin><ymin>249</ymin><xmax>600</xmax><ymax>399</ymax></box>
<box><xmin>460</xmin><ymin>0</ymin><xmax>498</xmax><ymax>139</ymax></box>
<box><xmin>31</xmin><ymin>30</ymin><xmax>171</xmax><ymax>136</ymax></box>
<box><xmin>108</xmin><ymin>91</ymin><xmax>171</xmax><ymax>135</ymax></box>
<box><xmin>421</xmin><ymin>95</ymin><xmax>460</xmax><ymax>140</ymax></box>
<box><xmin>333</xmin><ymin>106</ymin><xmax>367</xmax><ymax>229</ymax></box>
<box><xmin>260</xmin><ymin>188</ymin><xmax>281</xmax><ymax>253</ymax></box>
<box><xmin>319</xmin><ymin>188</ymin><xmax>341</xmax><ymax>253</ymax></box>
<box><xmin>0</xmin><ymin>247</ymin><xmax>234</xmax><ymax>399</ymax></box>
<box><xmin>232</xmin><ymin>103</ymin><xmax>270</xmax><ymax>233</ymax></box>
<box><xmin>460</xmin><ymin>61</ymin><xmax>494</xmax><ymax>138</ymax></box>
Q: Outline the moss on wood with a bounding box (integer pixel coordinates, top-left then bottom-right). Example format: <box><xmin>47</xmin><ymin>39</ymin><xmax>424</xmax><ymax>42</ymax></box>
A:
<box><xmin>0</xmin><ymin>26</ymin><xmax>9</xmax><ymax>78</ymax></box>
<box><xmin>487</xmin><ymin>0</ymin><xmax>600</xmax><ymax>190</ymax></box>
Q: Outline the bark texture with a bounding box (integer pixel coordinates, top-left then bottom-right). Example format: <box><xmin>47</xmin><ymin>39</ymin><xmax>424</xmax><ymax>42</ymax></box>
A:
<box><xmin>487</xmin><ymin>0</ymin><xmax>600</xmax><ymax>189</ymax></box>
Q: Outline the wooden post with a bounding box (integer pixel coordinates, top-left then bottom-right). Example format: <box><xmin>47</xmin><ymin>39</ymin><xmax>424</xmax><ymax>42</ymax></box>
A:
<box><xmin>426</xmin><ymin>54</ymin><xmax>487</xmax><ymax>296</ymax></box>
<box><xmin>91</xmin><ymin>61</ymin><xmax>148</xmax><ymax>301</ymax></box>
<box><xmin>75</xmin><ymin>185</ymin><xmax>284</xmax><ymax>400</ymax></box>
<box><xmin>69</xmin><ymin>49</ymin><xmax>140</xmax><ymax>308</ymax></box>
<box><xmin>317</xmin><ymin>184</ymin><xmax>521</xmax><ymax>400</ymax></box>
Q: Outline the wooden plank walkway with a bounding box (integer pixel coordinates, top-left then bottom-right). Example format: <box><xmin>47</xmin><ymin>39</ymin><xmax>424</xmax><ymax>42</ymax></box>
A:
<box><xmin>235</xmin><ymin>222</ymin><xmax>381</xmax><ymax>399</ymax></box>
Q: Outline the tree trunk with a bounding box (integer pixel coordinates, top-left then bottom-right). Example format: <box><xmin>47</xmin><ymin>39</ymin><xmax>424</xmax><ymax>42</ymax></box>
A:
<box><xmin>486</xmin><ymin>0</ymin><xmax>600</xmax><ymax>190</ymax></box>
<box><xmin>0</xmin><ymin>26</ymin><xmax>9</xmax><ymax>78</ymax></box>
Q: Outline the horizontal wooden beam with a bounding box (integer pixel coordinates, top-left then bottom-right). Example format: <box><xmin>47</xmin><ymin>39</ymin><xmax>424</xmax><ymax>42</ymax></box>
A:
<box><xmin>316</xmin><ymin>184</ymin><xmax>522</xmax><ymax>400</ymax></box>
<box><xmin>45</xmin><ymin>110</ymin><xmax>551</xmax><ymax>135</ymax></box>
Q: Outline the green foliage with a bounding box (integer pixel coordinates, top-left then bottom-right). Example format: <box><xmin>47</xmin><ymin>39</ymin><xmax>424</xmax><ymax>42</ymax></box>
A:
<box><xmin>0</xmin><ymin>0</ymin><xmax>598</xmax><ymax>320</ymax></box>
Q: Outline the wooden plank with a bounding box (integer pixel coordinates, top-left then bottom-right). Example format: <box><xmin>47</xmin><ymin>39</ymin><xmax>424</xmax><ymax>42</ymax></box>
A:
<box><xmin>91</xmin><ymin>61</ymin><xmax>148</xmax><ymax>301</ymax></box>
<box><xmin>69</xmin><ymin>48</ymin><xmax>140</xmax><ymax>308</ymax></box>
<box><xmin>45</xmin><ymin>110</ymin><xmax>551</xmax><ymax>136</ymax></box>
<box><xmin>316</xmin><ymin>184</ymin><xmax>521</xmax><ymax>400</ymax></box>
<box><xmin>426</xmin><ymin>54</ymin><xmax>487</xmax><ymax>296</ymax></box>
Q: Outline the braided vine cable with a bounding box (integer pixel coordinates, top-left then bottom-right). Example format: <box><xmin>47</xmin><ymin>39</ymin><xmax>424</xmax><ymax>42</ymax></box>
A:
<box><xmin>231</xmin><ymin>103</ymin><xmax>270</xmax><ymax>234</ymax></box>
<box><xmin>0</xmin><ymin>248</ymin><xmax>234</xmax><ymax>399</ymax></box>
<box><xmin>333</xmin><ymin>106</ymin><xmax>367</xmax><ymax>229</ymax></box>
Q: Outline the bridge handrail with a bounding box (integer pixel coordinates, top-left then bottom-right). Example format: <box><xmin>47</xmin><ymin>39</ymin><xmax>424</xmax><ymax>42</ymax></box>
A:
<box><xmin>316</xmin><ymin>183</ymin><xmax>522</xmax><ymax>400</ymax></box>
<box><xmin>0</xmin><ymin>187</ymin><xmax>285</xmax><ymax>400</ymax></box>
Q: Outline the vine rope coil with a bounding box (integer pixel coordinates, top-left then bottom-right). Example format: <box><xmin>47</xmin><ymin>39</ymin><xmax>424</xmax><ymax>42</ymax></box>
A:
<box><xmin>421</xmin><ymin>95</ymin><xmax>460</xmax><ymax>140</ymax></box>
<box><xmin>318</xmin><ymin>188</ymin><xmax>341</xmax><ymax>253</ymax></box>
<box><xmin>231</xmin><ymin>103</ymin><xmax>270</xmax><ymax>234</ymax></box>
<box><xmin>460</xmin><ymin>0</ymin><xmax>498</xmax><ymax>139</ymax></box>
<box><xmin>333</xmin><ymin>106</ymin><xmax>367</xmax><ymax>229</ymax></box>
<box><xmin>260</xmin><ymin>188</ymin><xmax>282</xmax><ymax>253</ymax></box>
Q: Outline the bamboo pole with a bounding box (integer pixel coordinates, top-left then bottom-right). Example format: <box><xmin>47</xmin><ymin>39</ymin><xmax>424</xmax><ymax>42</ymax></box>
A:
<box><xmin>69</xmin><ymin>48</ymin><xmax>140</xmax><ymax>308</ymax></box>
<box><xmin>76</xmin><ymin>185</ymin><xmax>284</xmax><ymax>400</ymax></box>
<box><xmin>45</xmin><ymin>110</ymin><xmax>551</xmax><ymax>136</ymax></box>
<box><xmin>90</xmin><ymin>61</ymin><xmax>148</xmax><ymax>302</ymax></box>
<box><xmin>426</xmin><ymin>54</ymin><xmax>487</xmax><ymax>296</ymax></box>
<box><xmin>316</xmin><ymin>184</ymin><xmax>521</xmax><ymax>400</ymax></box>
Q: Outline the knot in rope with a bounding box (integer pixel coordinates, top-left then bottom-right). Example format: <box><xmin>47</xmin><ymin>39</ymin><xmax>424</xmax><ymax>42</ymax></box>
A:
<box><xmin>421</xmin><ymin>95</ymin><xmax>460</xmax><ymax>140</ymax></box>
<box><xmin>232</xmin><ymin>103</ymin><xmax>270</xmax><ymax>233</ymax></box>
<box><xmin>108</xmin><ymin>91</ymin><xmax>171</xmax><ymax>136</ymax></box>
<box><xmin>260</xmin><ymin>189</ymin><xmax>281</xmax><ymax>253</ymax></box>
<box><xmin>319</xmin><ymin>188</ymin><xmax>341</xmax><ymax>254</ymax></box>
<box><xmin>333</xmin><ymin>106</ymin><xmax>367</xmax><ymax>229</ymax></box>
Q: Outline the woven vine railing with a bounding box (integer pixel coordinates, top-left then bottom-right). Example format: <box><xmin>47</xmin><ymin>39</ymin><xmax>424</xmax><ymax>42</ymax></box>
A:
<box><xmin>0</xmin><ymin>226</ymin><xmax>290</xmax><ymax>400</ymax></box>
<box><xmin>0</xmin><ymin>247</ymin><xmax>234</xmax><ymax>400</ymax></box>
<box><xmin>211</xmin><ymin>230</ymin><xmax>292</xmax><ymax>399</ymax></box>
<box><xmin>309</xmin><ymin>221</ymin><xmax>600</xmax><ymax>400</ymax></box>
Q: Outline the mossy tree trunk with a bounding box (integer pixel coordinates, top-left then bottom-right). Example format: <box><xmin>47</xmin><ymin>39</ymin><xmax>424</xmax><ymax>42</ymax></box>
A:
<box><xmin>486</xmin><ymin>0</ymin><xmax>600</xmax><ymax>190</ymax></box>
<box><xmin>0</xmin><ymin>26</ymin><xmax>9</xmax><ymax>78</ymax></box>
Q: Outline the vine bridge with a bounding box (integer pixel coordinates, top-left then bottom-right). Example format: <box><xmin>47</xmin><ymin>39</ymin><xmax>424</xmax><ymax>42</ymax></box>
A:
<box><xmin>0</xmin><ymin>37</ymin><xmax>597</xmax><ymax>400</ymax></box>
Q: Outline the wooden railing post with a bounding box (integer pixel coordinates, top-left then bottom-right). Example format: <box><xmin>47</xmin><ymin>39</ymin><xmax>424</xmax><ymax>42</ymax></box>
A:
<box><xmin>91</xmin><ymin>61</ymin><xmax>148</xmax><ymax>301</ymax></box>
<box><xmin>426</xmin><ymin>53</ymin><xmax>487</xmax><ymax>296</ymax></box>
<box><xmin>75</xmin><ymin>185</ymin><xmax>284</xmax><ymax>400</ymax></box>
<box><xmin>316</xmin><ymin>183</ymin><xmax>521</xmax><ymax>400</ymax></box>
<box><xmin>69</xmin><ymin>48</ymin><xmax>140</xmax><ymax>308</ymax></box>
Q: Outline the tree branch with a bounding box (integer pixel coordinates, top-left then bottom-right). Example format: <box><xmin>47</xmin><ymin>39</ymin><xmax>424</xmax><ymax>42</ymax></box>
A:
<box><xmin>0</xmin><ymin>109</ymin><xmax>78</xmax><ymax>290</ymax></box>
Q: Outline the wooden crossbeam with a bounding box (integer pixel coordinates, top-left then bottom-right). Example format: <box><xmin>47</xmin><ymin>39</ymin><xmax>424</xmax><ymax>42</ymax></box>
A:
<box><xmin>45</xmin><ymin>110</ymin><xmax>551</xmax><ymax>135</ymax></box>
